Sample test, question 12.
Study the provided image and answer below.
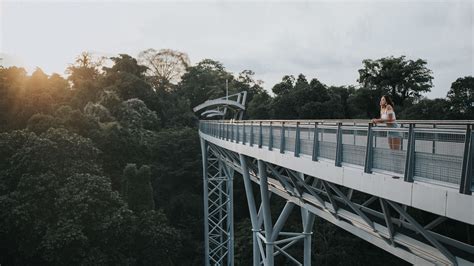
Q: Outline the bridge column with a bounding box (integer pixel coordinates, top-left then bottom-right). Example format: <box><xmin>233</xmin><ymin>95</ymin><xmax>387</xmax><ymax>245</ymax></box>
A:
<box><xmin>258</xmin><ymin>160</ymin><xmax>274</xmax><ymax>266</ymax></box>
<box><xmin>200</xmin><ymin>138</ymin><xmax>210</xmax><ymax>266</ymax></box>
<box><xmin>200</xmin><ymin>138</ymin><xmax>234</xmax><ymax>266</ymax></box>
<box><xmin>239</xmin><ymin>154</ymin><xmax>261</xmax><ymax>266</ymax></box>
<box><xmin>301</xmin><ymin>208</ymin><xmax>315</xmax><ymax>266</ymax></box>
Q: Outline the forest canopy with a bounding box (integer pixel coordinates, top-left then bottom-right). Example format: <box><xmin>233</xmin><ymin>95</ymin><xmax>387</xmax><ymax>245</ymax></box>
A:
<box><xmin>0</xmin><ymin>50</ymin><xmax>472</xmax><ymax>265</ymax></box>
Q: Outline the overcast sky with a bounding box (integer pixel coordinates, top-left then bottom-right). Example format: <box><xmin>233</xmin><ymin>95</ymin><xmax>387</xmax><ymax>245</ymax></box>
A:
<box><xmin>1</xmin><ymin>0</ymin><xmax>473</xmax><ymax>98</ymax></box>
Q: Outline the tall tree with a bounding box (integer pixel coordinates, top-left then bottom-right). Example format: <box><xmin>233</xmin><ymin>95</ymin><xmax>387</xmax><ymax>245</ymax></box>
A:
<box><xmin>358</xmin><ymin>56</ymin><xmax>433</xmax><ymax>106</ymax></box>
<box><xmin>177</xmin><ymin>59</ymin><xmax>233</xmax><ymax>108</ymax></box>
<box><xmin>446</xmin><ymin>76</ymin><xmax>474</xmax><ymax>118</ymax></box>
<box><xmin>123</xmin><ymin>164</ymin><xmax>155</xmax><ymax>213</ymax></box>
<box><xmin>66</xmin><ymin>52</ymin><xmax>105</xmax><ymax>108</ymax></box>
<box><xmin>138</xmin><ymin>48</ymin><xmax>190</xmax><ymax>90</ymax></box>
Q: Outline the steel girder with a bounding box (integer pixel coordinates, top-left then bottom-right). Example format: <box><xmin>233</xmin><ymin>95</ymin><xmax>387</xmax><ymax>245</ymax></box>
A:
<box><xmin>208</xmin><ymin>143</ymin><xmax>474</xmax><ymax>266</ymax></box>
<box><xmin>201</xmin><ymin>139</ymin><xmax>234</xmax><ymax>266</ymax></box>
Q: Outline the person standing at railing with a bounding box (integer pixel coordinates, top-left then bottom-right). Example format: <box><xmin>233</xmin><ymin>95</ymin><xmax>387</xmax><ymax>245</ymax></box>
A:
<box><xmin>371</xmin><ymin>95</ymin><xmax>402</xmax><ymax>150</ymax></box>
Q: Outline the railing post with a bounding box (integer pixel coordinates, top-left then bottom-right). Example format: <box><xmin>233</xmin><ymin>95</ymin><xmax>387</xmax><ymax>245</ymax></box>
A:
<box><xmin>312</xmin><ymin>122</ymin><xmax>319</xmax><ymax>161</ymax></box>
<box><xmin>231</xmin><ymin>122</ymin><xmax>234</xmax><ymax>142</ymax></box>
<box><xmin>225</xmin><ymin>123</ymin><xmax>228</xmax><ymax>140</ymax></box>
<box><xmin>236</xmin><ymin>122</ymin><xmax>240</xmax><ymax>143</ymax></box>
<box><xmin>243</xmin><ymin>122</ymin><xmax>246</xmax><ymax>145</ymax></box>
<box><xmin>258</xmin><ymin>122</ymin><xmax>263</xmax><ymax>148</ymax></box>
<box><xmin>460</xmin><ymin>124</ymin><xmax>473</xmax><ymax>195</ymax></box>
<box><xmin>335</xmin><ymin>122</ymin><xmax>343</xmax><ymax>167</ymax></box>
<box><xmin>295</xmin><ymin>122</ymin><xmax>301</xmax><ymax>157</ymax></box>
<box><xmin>269</xmin><ymin>122</ymin><xmax>273</xmax><ymax>151</ymax></box>
<box><xmin>221</xmin><ymin>123</ymin><xmax>224</xmax><ymax>139</ymax></box>
<box><xmin>404</xmin><ymin>123</ymin><xmax>415</xmax><ymax>182</ymax></box>
<box><xmin>364</xmin><ymin>123</ymin><xmax>374</xmax><ymax>174</ymax></box>
<box><xmin>280</xmin><ymin>122</ymin><xmax>286</xmax><ymax>154</ymax></box>
<box><xmin>250</xmin><ymin>122</ymin><xmax>254</xmax><ymax>147</ymax></box>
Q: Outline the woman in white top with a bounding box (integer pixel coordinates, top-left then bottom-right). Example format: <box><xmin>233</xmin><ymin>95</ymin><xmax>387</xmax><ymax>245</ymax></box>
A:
<box><xmin>371</xmin><ymin>95</ymin><xmax>401</xmax><ymax>150</ymax></box>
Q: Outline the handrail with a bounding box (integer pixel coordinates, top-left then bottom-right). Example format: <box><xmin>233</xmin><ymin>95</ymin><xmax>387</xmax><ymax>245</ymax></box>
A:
<box><xmin>199</xmin><ymin>120</ymin><xmax>474</xmax><ymax>195</ymax></box>
<box><xmin>206</xmin><ymin>119</ymin><xmax>474</xmax><ymax>126</ymax></box>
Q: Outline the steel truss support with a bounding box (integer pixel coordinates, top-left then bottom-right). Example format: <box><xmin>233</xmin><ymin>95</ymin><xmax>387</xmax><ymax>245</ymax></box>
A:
<box><xmin>207</xmin><ymin>143</ymin><xmax>474</xmax><ymax>265</ymax></box>
<box><xmin>201</xmin><ymin>139</ymin><xmax>234</xmax><ymax>266</ymax></box>
<box><xmin>237</xmin><ymin>155</ymin><xmax>315</xmax><ymax>266</ymax></box>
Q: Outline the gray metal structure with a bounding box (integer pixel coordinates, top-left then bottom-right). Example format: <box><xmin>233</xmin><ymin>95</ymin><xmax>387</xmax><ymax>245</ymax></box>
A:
<box><xmin>196</xmin><ymin>92</ymin><xmax>248</xmax><ymax>266</ymax></box>
<box><xmin>199</xmin><ymin>119</ymin><xmax>474</xmax><ymax>266</ymax></box>
<box><xmin>193</xmin><ymin>91</ymin><xmax>247</xmax><ymax>120</ymax></box>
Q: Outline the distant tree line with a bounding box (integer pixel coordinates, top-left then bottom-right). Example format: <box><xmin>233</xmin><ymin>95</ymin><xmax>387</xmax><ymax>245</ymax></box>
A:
<box><xmin>0</xmin><ymin>50</ymin><xmax>472</xmax><ymax>265</ymax></box>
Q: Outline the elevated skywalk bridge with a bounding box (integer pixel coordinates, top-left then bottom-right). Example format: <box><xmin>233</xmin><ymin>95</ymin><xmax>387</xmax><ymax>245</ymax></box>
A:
<box><xmin>199</xmin><ymin>120</ymin><xmax>473</xmax><ymax>266</ymax></box>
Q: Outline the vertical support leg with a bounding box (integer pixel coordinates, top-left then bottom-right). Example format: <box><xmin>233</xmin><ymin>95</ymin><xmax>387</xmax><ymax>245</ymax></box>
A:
<box><xmin>200</xmin><ymin>138</ymin><xmax>210</xmax><ymax>266</ymax></box>
<box><xmin>239</xmin><ymin>155</ymin><xmax>261</xmax><ymax>266</ymax></box>
<box><xmin>301</xmin><ymin>208</ymin><xmax>315</xmax><ymax>266</ymax></box>
<box><xmin>258</xmin><ymin>160</ymin><xmax>274</xmax><ymax>266</ymax></box>
<box><xmin>222</xmin><ymin>163</ymin><xmax>235</xmax><ymax>266</ymax></box>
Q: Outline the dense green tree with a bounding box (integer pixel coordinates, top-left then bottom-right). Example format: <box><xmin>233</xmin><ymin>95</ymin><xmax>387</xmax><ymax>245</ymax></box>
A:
<box><xmin>246</xmin><ymin>90</ymin><xmax>272</xmax><ymax>119</ymax></box>
<box><xmin>103</xmin><ymin>54</ymin><xmax>156</xmax><ymax>110</ymax></box>
<box><xmin>115</xmin><ymin>98</ymin><xmax>160</xmax><ymax>130</ymax></box>
<box><xmin>2</xmin><ymin>50</ymin><xmax>471</xmax><ymax>266</ymax></box>
<box><xmin>84</xmin><ymin>102</ymin><xmax>114</xmax><ymax>123</ymax></box>
<box><xmin>0</xmin><ymin>173</ymin><xmax>135</xmax><ymax>265</ymax></box>
<box><xmin>178</xmin><ymin>59</ymin><xmax>234</xmax><ymax>108</ymax></box>
<box><xmin>104</xmin><ymin>54</ymin><xmax>148</xmax><ymax>78</ymax></box>
<box><xmin>400</xmin><ymin>98</ymin><xmax>450</xmax><ymax>120</ymax></box>
<box><xmin>152</xmin><ymin>128</ymin><xmax>201</xmax><ymax>206</ymax></box>
<box><xmin>66</xmin><ymin>52</ymin><xmax>104</xmax><ymax>109</ymax></box>
<box><xmin>25</xmin><ymin>68</ymin><xmax>48</xmax><ymax>92</ymax></box>
<box><xmin>358</xmin><ymin>56</ymin><xmax>433</xmax><ymax>106</ymax></box>
<box><xmin>123</xmin><ymin>164</ymin><xmax>155</xmax><ymax>213</ymax></box>
<box><xmin>133</xmin><ymin>210</ymin><xmax>183</xmax><ymax>265</ymax></box>
<box><xmin>272</xmin><ymin>75</ymin><xmax>294</xmax><ymax>96</ymax></box>
<box><xmin>0</xmin><ymin>67</ymin><xmax>26</xmax><ymax>130</ymax></box>
<box><xmin>26</xmin><ymin>113</ymin><xmax>60</xmax><ymax>134</ymax></box>
<box><xmin>158</xmin><ymin>93</ymin><xmax>197</xmax><ymax>127</ymax></box>
<box><xmin>347</xmin><ymin>86</ymin><xmax>381</xmax><ymax>119</ymax></box>
<box><xmin>447</xmin><ymin>76</ymin><xmax>474</xmax><ymax>119</ymax></box>
<box><xmin>5</xmin><ymin>128</ymin><xmax>102</xmax><ymax>181</ymax></box>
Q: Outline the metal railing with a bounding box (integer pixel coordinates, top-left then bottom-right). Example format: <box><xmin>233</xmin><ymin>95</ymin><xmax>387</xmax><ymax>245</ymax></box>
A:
<box><xmin>199</xmin><ymin>120</ymin><xmax>474</xmax><ymax>195</ymax></box>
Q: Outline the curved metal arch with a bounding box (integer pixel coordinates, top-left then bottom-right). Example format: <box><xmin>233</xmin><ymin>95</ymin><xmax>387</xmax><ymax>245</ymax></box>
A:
<box><xmin>202</xmin><ymin>110</ymin><xmax>225</xmax><ymax>118</ymax></box>
<box><xmin>193</xmin><ymin>99</ymin><xmax>245</xmax><ymax>113</ymax></box>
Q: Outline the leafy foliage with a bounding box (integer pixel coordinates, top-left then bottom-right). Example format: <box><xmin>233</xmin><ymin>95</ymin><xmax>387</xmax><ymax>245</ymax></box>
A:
<box><xmin>0</xmin><ymin>51</ymin><xmax>469</xmax><ymax>266</ymax></box>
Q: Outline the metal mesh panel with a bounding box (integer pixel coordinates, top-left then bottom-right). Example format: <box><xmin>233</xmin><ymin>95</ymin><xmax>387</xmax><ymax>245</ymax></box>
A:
<box><xmin>245</xmin><ymin>125</ymin><xmax>252</xmax><ymax>144</ymax></box>
<box><xmin>222</xmin><ymin>124</ymin><xmax>227</xmax><ymax>139</ymax></box>
<box><xmin>341</xmin><ymin>128</ymin><xmax>368</xmax><ymax>166</ymax></box>
<box><xmin>414</xmin><ymin>153</ymin><xmax>463</xmax><ymax>184</ymax></box>
<box><xmin>237</xmin><ymin>125</ymin><xmax>243</xmax><ymax>143</ymax></box>
<box><xmin>300</xmin><ymin>126</ymin><xmax>314</xmax><ymax>156</ymax></box>
<box><xmin>262</xmin><ymin>125</ymin><xmax>271</xmax><ymax>147</ymax></box>
<box><xmin>286</xmin><ymin>126</ymin><xmax>297</xmax><ymax>152</ymax></box>
<box><xmin>414</xmin><ymin>130</ymin><xmax>465</xmax><ymax>184</ymax></box>
<box><xmin>319</xmin><ymin>127</ymin><xmax>337</xmax><ymax>160</ymax></box>
<box><xmin>373</xmin><ymin>128</ymin><xmax>408</xmax><ymax>151</ymax></box>
<box><xmin>372</xmin><ymin>129</ymin><xmax>407</xmax><ymax>174</ymax></box>
<box><xmin>319</xmin><ymin>142</ymin><xmax>337</xmax><ymax>160</ymax></box>
<box><xmin>372</xmin><ymin>148</ymin><xmax>406</xmax><ymax>174</ymax></box>
<box><xmin>272</xmin><ymin>126</ymin><xmax>281</xmax><ymax>150</ymax></box>
<box><xmin>230</xmin><ymin>125</ymin><xmax>236</xmax><ymax>142</ymax></box>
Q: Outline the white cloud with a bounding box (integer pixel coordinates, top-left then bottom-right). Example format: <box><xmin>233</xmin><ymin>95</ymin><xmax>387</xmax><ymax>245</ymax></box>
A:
<box><xmin>1</xmin><ymin>1</ymin><xmax>472</xmax><ymax>98</ymax></box>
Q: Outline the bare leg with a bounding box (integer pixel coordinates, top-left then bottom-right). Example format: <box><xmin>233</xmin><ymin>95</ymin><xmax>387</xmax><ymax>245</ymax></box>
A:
<box><xmin>388</xmin><ymin>137</ymin><xmax>394</xmax><ymax>150</ymax></box>
<box><xmin>389</xmin><ymin>137</ymin><xmax>401</xmax><ymax>178</ymax></box>
<box><xmin>393</xmin><ymin>137</ymin><xmax>401</xmax><ymax>150</ymax></box>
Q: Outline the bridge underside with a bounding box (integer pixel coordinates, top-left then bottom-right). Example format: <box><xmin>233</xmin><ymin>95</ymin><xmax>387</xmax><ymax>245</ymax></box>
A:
<box><xmin>202</xmin><ymin>140</ymin><xmax>474</xmax><ymax>266</ymax></box>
